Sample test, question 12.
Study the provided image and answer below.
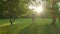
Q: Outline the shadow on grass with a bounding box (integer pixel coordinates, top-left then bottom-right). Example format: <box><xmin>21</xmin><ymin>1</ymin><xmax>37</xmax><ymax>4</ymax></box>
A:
<box><xmin>0</xmin><ymin>23</ymin><xmax>28</xmax><ymax>34</ymax></box>
<box><xmin>18</xmin><ymin>23</ymin><xmax>59</xmax><ymax>34</ymax></box>
<box><xmin>0</xmin><ymin>23</ymin><xmax>59</xmax><ymax>34</ymax></box>
<box><xmin>18</xmin><ymin>23</ymin><xmax>38</xmax><ymax>34</ymax></box>
<box><xmin>45</xmin><ymin>24</ymin><xmax>59</xmax><ymax>34</ymax></box>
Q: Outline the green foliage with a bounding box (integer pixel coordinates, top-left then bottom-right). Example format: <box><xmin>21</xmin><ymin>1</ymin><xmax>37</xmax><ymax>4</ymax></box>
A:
<box><xmin>0</xmin><ymin>0</ymin><xmax>30</xmax><ymax>18</ymax></box>
<box><xmin>0</xmin><ymin>0</ymin><xmax>60</xmax><ymax>18</ymax></box>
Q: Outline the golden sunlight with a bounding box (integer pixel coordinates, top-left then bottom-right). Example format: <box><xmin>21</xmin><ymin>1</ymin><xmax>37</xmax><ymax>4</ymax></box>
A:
<box><xmin>28</xmin><ymin>0</ymin><xmax>44</xmax><ymax>13</ymax></box>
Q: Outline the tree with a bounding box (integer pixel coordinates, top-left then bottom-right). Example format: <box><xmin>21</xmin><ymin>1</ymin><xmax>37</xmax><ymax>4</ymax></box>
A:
<box><xmin>46</xmin><ymin>0</ymin><xmax>58</xmax><ymax>25</ymax></box>
<box><xmin>45</xmin><ymin>0</ymin><xmax>58</xmax><ymax>34</ymax></box>
<box><xmin>8</xmin><ymin>0</ymin><xmax>30</xmax><ymax>25</ymax></box>
<box><xmin>7</xmin><ymin>0</ymin><xmax>20</xmax><ymax>25</ymax></box>
<box><xmin>56</xmin><ymin>0</ymin><xmax>60</xmax><ymax>23</ymax></box>
<box><xmin>0</xmin><ymin>0</ymin><xmax>30</xmax><ymax>25</ymax></box>
<box><xmin>0</xmin><ymin>0</ymin><xmax>20</xmax><ymax>25</ymax></box>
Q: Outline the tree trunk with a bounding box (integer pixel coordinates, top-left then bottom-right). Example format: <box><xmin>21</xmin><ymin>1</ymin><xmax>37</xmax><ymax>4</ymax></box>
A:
<box><xmin>10</xmin><ymin>18</ymin><xmax>13</xmax><ymax>25</ymax></box>
<box><xmin>10</xmin><ymin>18</ymin><xmax>15</xmax><ymax>25</ymax></box>
<box><xmin>52</xmin><ymin>15</ymin><xmax>56</xmax><ymax>25</ymax></box>
<box><xmin>32</xmin><ymin>15</ymin><xmax>34</xmax><ymax>23</ymax></box>
<box><xmin>32</xmin><ymin>14</ymin><xmax>35</xmax><ymax>23</ymax></box>
<box><xmin>32</xmin><ymin>17</ymin><xmax>34</xmax><ymax>23</ymax></box>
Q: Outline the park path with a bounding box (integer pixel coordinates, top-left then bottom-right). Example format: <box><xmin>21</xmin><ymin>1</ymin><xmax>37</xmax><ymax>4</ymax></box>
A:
<box><xmin>18</xmin><ymin>23</ymin><xmax>57</xmax><ymax>34</ymax></box>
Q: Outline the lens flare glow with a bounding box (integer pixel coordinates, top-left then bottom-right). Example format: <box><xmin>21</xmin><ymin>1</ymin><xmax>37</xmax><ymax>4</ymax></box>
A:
<box><xmin>34</xmin><ymin>6</ymin><xmax>43</xmax><ymax>13</ymax></box>
<box><xmin>29</xmin><ymin>5</ymin><xmax>43</xmax><ymax>13</ymax></box>
<box><xmin>28</xmin><ymin>0</ymin><xmax>44</xmax><ymax>13</ymax></box>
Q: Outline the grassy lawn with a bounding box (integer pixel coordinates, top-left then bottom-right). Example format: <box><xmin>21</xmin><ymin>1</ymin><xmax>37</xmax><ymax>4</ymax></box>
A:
<box><xmin>0</xmin><ymin>18</ymin><xmax>60</xmax><ymax>34</ymax></box>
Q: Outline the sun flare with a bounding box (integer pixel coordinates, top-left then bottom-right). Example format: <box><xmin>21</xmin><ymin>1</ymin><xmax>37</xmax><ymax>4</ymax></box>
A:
<box><xmin>34</xmin><ymin>6</ymin><xmax>43</xmax><ymax>13</ymax></box>
<box><xmin>28</xmin><ymin>0</ymin><xmax>44</xmax><ymax>13</ymax></box>
<box><xmin>29</xmin><ymin>5</ymin><xmax>43</xmax><ymax>13</ymax></box>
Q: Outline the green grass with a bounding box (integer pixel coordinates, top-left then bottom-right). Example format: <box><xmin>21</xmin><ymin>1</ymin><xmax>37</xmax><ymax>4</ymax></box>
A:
<box><xmin>0</xmin><ymin>18</ymin><xmax>60</xmax><ymax>34</ymax></box>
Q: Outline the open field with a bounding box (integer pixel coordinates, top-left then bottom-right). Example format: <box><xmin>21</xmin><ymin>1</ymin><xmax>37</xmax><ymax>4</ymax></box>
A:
<box><xmin>0</xmin><ymin>18</ymin><xmax>60</xmax><ymax>34</ymax></box>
